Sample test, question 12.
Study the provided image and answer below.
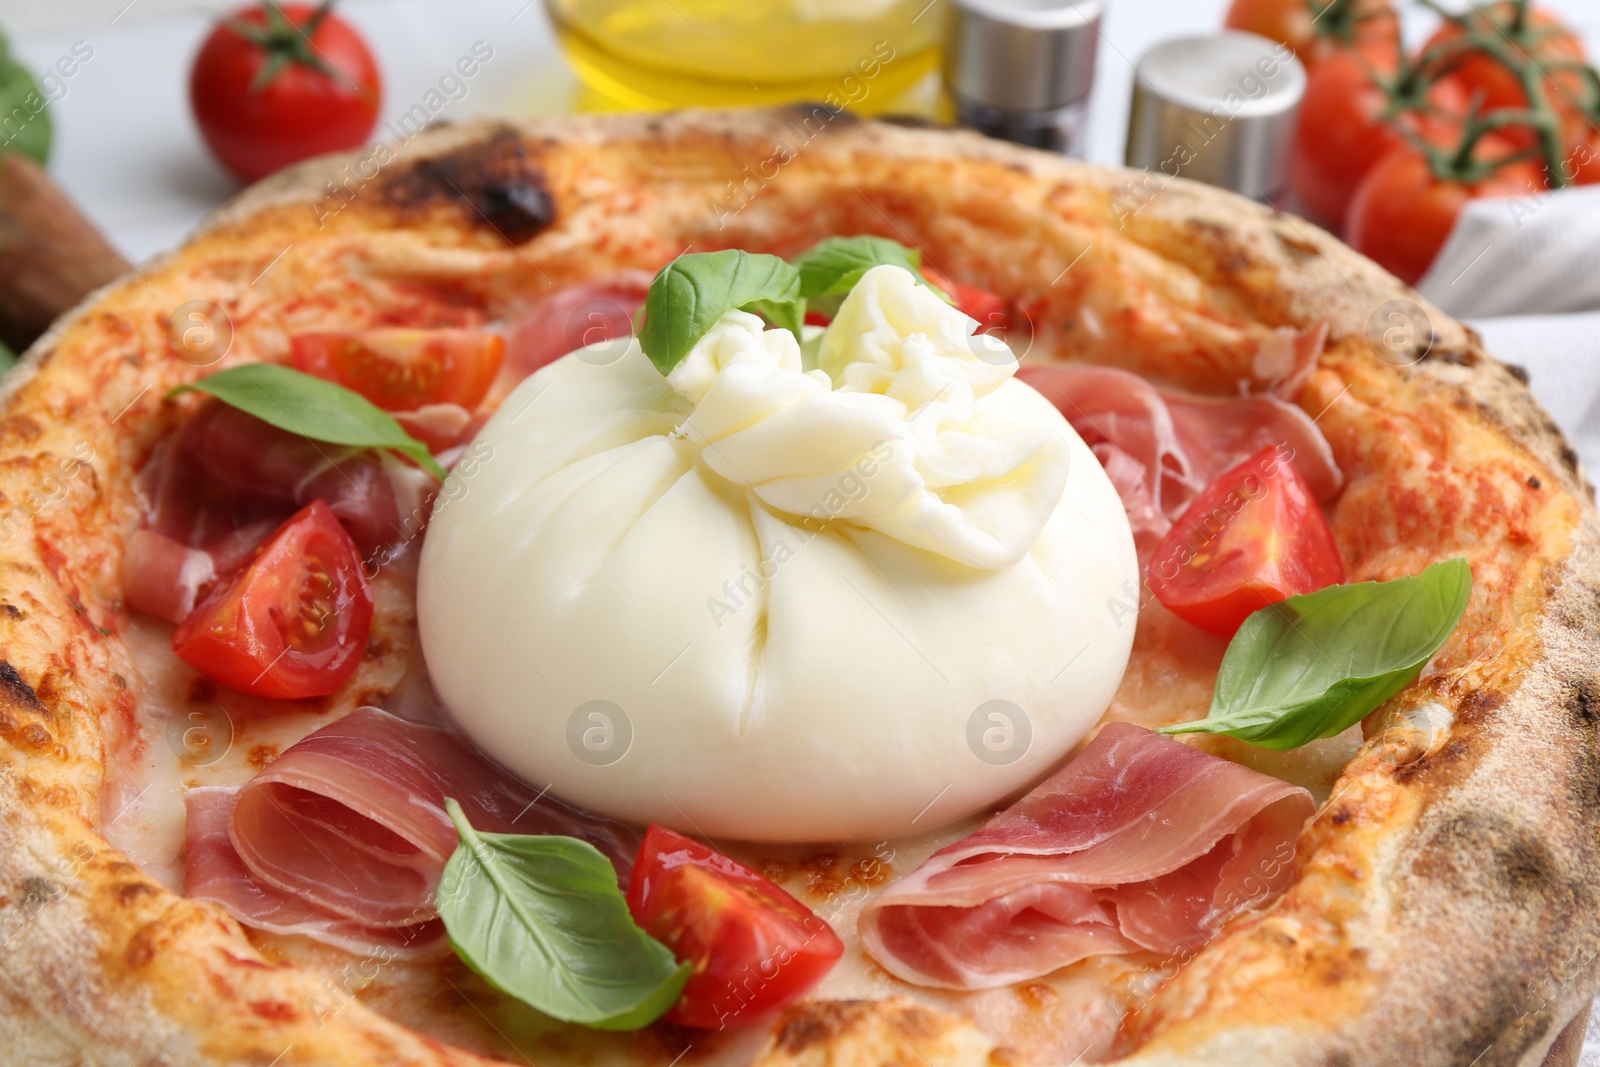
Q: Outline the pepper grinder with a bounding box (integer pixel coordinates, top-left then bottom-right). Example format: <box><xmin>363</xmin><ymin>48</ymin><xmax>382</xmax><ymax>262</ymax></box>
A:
<box><xmin>942</xmin><ymin>0</ymin><xmax>1105</xmax><ymax>157</ymax></box>
<box><xmin>1125</xmin><ymin>32</ymin><xmax>1306</xmax><ymax>202</ymax></box>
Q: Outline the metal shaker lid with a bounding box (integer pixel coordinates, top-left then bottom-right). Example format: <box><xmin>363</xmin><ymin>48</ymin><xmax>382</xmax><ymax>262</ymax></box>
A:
<box><xmin>1124</xmin><ymin>32</ymin><xmax>1306</xmax><ymax>201</ymax></box>
<box><xmin>943</xmin><ymin>0</ymin><xmax>1106</xmax><ymax>114</ymax></box>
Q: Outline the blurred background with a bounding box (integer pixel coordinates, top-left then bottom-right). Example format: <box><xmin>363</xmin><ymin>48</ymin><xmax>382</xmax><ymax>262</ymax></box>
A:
<box><xmin>5</xmin><ymin>0</ymin><xmax>1595</xmax><ymax>261</ymax></box>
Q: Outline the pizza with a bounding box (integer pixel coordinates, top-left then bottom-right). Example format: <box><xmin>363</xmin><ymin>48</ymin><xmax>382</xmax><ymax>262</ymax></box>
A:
<box><xmin>1</xmin><ymin>109</ymin><xmax>1597</xmax><ymax>1067</ymax></box>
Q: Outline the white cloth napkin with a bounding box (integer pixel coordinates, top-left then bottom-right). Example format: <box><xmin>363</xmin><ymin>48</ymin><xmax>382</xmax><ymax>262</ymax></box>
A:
<box><xmin>1415</xmin><ymin>186</ymin><xmax>1600</xmax><ymax>1065</ymax></box>
<box><xmin>1414</xmin><ymin>188</ymin><xmax>1600</xmax><ymax>481</ymax></box>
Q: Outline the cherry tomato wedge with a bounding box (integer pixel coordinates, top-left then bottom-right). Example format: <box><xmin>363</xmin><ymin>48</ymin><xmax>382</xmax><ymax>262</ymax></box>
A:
<box><xmin>289</xmin><ymin>328</ymin><xmax>504</xmax><ymax>412</ymax></box>
<box><xmin>1148</xmin><ymin>446</ymin><xmax>1344</xmax><ymax>639</ymax></box>
<box><xmin>173</xmin><ymin>500</ymin><xmax>373</xmax><ymax>699</ymax></box>
<box><xmin>626</xmin><ymin>825</ymin><xmax>843</xmax><ymax>1029</ymax></box>
<box><xmin>919</xmin><ymin>267</ymin><xmax>1011</xmax><ymax>333</ymax></box>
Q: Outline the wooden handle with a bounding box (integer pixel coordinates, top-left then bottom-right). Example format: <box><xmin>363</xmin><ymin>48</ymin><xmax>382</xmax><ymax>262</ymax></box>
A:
<box><xmin>0</xmin><ymin>152</ymin><xmax>129</xmax><ymax>353</ymax></box>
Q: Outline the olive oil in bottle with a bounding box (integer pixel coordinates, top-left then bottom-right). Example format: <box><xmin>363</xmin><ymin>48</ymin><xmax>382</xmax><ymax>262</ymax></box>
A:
<box><xmin>544</xmin><ymin>0</ymin><xmax>942</xmax><ymax>113</ymax></box>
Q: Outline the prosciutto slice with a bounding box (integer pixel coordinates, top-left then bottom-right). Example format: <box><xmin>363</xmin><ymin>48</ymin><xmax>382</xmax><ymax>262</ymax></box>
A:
<box><xmin>185</xmin><ymin>787</ymin><xmax>448</xmax><ymax>958</ymax></box>
<box><xmin>500</xmin><ymin>273</ymin><xmax>651</xmax><ymax>385</ymax></box>
<box><xmin>859</xmin><ymin>724</ymin><xmax>1313</xmax><ymax>989</ymax></box>
<box><xmin>185</xmin><ymin>706</ymin><xmax>638</xmax><ymax>952</ymax></box>
<box><xmin>1017</xmin><ymin>364</ymin><xmax>1342</xmax><ymax>556</ymax></box>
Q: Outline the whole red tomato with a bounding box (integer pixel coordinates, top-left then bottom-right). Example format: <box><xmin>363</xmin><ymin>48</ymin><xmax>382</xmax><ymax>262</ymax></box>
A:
<box><xmin>1423</xmin><ymin>3</ymin><xmax>1586</xmax><ymax>149</ymax></box>
<box><xmin>1224</xmin><ymin>0</ymin><xmax>1400</xmax><ymax>70</ymax></box>
<box><xmin>190</xmin><ymin>2</ymin><xmax>381</xmax><ymax>182</ymax></box>
<box><xmin>1345</xmin><ymin>134</ymin><xmax>1543</xmax><ymax>285</ymax></box>
<box><xmin>1565</xmin><ymin>123</ymin><xmax>1600</xmax><ymax>186</ymax></box>
<box><xmin>1291</xmin><ymin>50</ymin><xmax>1466</xmax><ymax>229</ymax></box>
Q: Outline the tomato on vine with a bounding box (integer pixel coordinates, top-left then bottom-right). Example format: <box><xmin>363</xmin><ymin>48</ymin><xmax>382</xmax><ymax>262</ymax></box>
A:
<box><xmin>1346</xmin><ymin>115</ymin><xmax>1543</xmax><ymax>285</ymax></box>
<box><xmin>1422</xmin><ymin>2</ymin><xmax>1589</xmax><ymax>152</ymax></box>
<box><xmin>1224</xmin><ymin>0</ymin><xmax>1400</xmax><ymax>70</ymax></box>
<box><xmin>1291</xmin><ymin>47</ymin><xmax>1466</xmax><ymax>228</ymax></box>
<box><xmin>190</xmin><ymin>1</ymin><xmax>382</xmax><ymax>182</ymax></box>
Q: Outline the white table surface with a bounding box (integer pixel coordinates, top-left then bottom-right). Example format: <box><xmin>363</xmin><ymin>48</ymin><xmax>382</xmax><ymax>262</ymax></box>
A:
<box><xmin>9</xmin><ymin>1</ymin><xmax>1600</xmax><ymax>1063</ymax></box>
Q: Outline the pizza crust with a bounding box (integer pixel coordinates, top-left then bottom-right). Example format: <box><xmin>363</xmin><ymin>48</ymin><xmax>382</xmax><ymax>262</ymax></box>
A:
<box><xmin>0</xmin><ymin>109</ymin><xmax>1596</xmax><ymax>1066</ymax></box>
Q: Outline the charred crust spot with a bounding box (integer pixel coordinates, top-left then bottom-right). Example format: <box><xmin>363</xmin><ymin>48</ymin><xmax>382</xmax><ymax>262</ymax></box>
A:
<box><xmin>775</xmin><ymin>1000</ymin><xmax>860</xmax><ymax>1054</ymax></box>
<box><xmin>19</xmin><ymin>876</ymin><xmax>58</xmax><ymax>908</ymax></box>
<box><xmin>1329</xmin><ymin>807</ymin><xmax>1353</xmax><ymax>826</ymax></box>
<box><xmin>1505</xmin><ymin>362</ymin><xmax>1530</xmax><ymax>384</ymax></box>
<box><xmin>1424</xmin><ymin>346</ymin><xmax>1478</xmax><ymax>367</ymax></box>
<box><xmin>353</xmin><ymin>687</ymin><xmax>389</xmax><ymax>708</ymax></box>
<box><xmin>1394</xmin><ymin>736</ymin><xmax>1472</xmax><ymax>785</ymax></box>
<box><xmin>2</xmin><ymin>604</ymin><xmax>21</xmax><ymax>619</ymax></box>
<box><xmin>1528</xmin><ymin>475</ymin><xmax>1542</xmax><ymax>489</ymax></box>
<box><xmin>782</xmin><ymin>102</ymin><xmax>860</xmax><ymax>130</ymax></box>
<box><xmin>125</xmin><ymin>924</ymin><xmax>160</xmax><ymax>969</ymax></box>
<box><xmin>1184</xmin><ymin>219</ymin><xmax>1252</xmax><ymax>274</ymax></box>
<box><xmin>116</xmin><ymin>881</ymin><xmax>157</xmax><ymax>906</ymax></box>
<box><xmin>0</xmin><ymin>660</ymin><xmax>46</xmax><ymax>715</ymax></box>
<box><xmin>1560</xmin><ymin>444</ymin><xmax>1581</xmax><ymax>476</ymax></box>
<box><xmin>1564</xmin><ymin>677</ymin><xmax>1600</xmax><ymax>727</ymax></box>
<box><xmin>1415</xmin><ymin>810</ymin><xmax>1567</xmax><ymax>905</ymax></box>
<box><xmin>878</xmin><ymin>114</ymin><xmax>941</xmax><ymax>130</ymax></box>
<box><xmin>1457</xmin><ymin>688</ymin><xmax>1506</xmax><ymax>725</ymax></box>
<box><xmin>382</xmin><ymin>130</ymin><xmax>555</xmax><ymax>245</ymax></box>
<box><xmin>1275</xmin><ymin>229</ymin><xmax>1321</xmax><ymax>260</ymax></box>
<box><xmin>17</xmin><ymin>722</ymin><xmax>52</xmax><ymax>750</ymax></box>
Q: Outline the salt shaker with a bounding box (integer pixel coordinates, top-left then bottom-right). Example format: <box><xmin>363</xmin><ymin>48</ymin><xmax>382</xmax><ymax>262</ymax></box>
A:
<box><xmin>1124</xmin><ymin>32</ymin><xmax>1306</xmax><ymax>202</ymax></box>
<box><xmin>942</xmin><ymin>0</ymin><xmax>1105</xmax><ymax>157</ymax></box>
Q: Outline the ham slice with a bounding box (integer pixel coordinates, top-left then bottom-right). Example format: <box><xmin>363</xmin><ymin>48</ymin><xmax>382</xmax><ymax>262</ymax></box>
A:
<box><xmin>184</xmin><ymin>706</ymin><xmax>638</xmax><ymax>953</ymax></box>
<box><xmin>120</xmin><ymin>529</ymin><xmax>216</xmax><ymax>624</ymax></box>
<box><xmin>126</xmin><ymin>400</ymin><xmax>437</xmax><ymax>621</ymax></box>
<box><xmin>858</xmin><ymin>724</ymin><xmax>1313</xmax><ymax>989</ymax></box>
<box><xmin>178</xmin><ymin>401</ymin><xmax>403</xmax><ymax>553</ymax></box>
<box><xmin>185</xmin><ymin>787</ymin><xmax>448</xmax><ymax>958</ymax></box>
<box><xmin>1017</xmin><ymin>364</ymin><xmax>1342</xmax><ymax>556</ymax></box>
<box><xmin>500</xmin><ymin>273</ymin><xmax>651</xmax><ymax>387</ymax></box>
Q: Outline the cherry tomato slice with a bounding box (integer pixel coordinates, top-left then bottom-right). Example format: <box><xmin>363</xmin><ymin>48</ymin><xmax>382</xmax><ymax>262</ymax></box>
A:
<box><xmin>1148</xmin><ymin>446</ymin><xmax>1344</xmax><ymax>639</ymax></box>
<box><xmin>173</xmin><ymin>500</ymin><xmax>373</xmax><ymax>699</ymax></box>
<box><xmin>626</xmin><ymin>825</ymin><xmax>843</xmax><ymax>1029</ymax></box>
<box><xmin>290</xmin><ymin>329</ymin><xmax>504</xmax><ymax>412</ymax></box>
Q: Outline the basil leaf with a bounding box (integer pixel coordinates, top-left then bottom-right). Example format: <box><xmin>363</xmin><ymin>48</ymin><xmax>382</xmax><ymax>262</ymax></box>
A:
<box><xmin>0</xmin><ymin>37</ymin><xmax>51</xmax><ymax>166</ymax></box>
<box><xmin>173</xmin><ymin>364</ymin><xmax>447</xmax><ymax>480</ymax></box>
<box><xmin>1160</xmin><ymin>558</ymin><xmax>1472</xmax><ymax>750</ymax></box>
<box><xmin>437</xmin><ymin>800</ymin><xmax>689</xmax><ymax>1032</ymax></box>
<box><xmin>637</xmin><ymin>250</ymin><xmax>803</xmax><ymax>375</ymax></box>
<box><xmin>792</xmin><ymin>235</ymin><xmax>945</xmax><ymax>301</ymax></box>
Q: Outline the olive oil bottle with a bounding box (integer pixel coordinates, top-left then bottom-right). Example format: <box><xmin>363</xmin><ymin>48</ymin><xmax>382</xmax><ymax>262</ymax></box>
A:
<box><xmin>544</xmin><ymin>0</ymin><xmax>942</xmax><ymax>113</ymax></box>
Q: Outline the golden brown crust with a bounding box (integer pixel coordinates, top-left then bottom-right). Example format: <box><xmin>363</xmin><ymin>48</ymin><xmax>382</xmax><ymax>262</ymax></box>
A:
<box><xmin>0</xmin><ymin>109</ymin><xmax>1596</xmax><ymax>1066</ymax></box>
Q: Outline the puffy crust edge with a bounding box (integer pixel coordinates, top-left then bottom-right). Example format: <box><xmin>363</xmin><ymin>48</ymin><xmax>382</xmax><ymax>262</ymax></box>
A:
<box><xmin>0</xmin><ymin>109</ymin><xmax>1593</xmax><ymax>1067</ymax></box>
